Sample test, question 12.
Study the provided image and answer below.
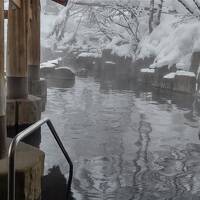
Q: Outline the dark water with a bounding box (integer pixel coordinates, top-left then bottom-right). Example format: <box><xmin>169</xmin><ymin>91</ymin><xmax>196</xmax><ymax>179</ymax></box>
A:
<box><xmin>40</xmin><ymin>75</ymin><xmax>200</xmax><ymax>200</ymax></box>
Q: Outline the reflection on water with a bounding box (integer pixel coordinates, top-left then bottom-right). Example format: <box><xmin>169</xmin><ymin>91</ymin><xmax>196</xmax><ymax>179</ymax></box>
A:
<box><xmin>42</xmin><ymin>166</ymin><xmax>73</xmax><ymax>200</ymax></box>
<box><xmin>41</xmin><ymin>73</ymin><xmax>200</xmax><ymax>199</ymax></box>
<box><xmin>47</xmin><ymin>79</ymin><xmax>75</xmax><ymax>88</ymax></box>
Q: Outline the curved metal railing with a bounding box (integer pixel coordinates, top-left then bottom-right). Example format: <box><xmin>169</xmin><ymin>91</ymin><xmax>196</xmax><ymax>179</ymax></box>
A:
<box><xmin>7</xmin><ymin>118</ymin><xmax>73</xmax><ymax>200</ymax></box>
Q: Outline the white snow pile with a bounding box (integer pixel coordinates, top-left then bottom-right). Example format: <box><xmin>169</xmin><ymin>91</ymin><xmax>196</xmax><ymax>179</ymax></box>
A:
<box><xmin>105</xmin><ymin>61</ymin><xmax>116</xmax><ymax>65</ymax></box>
<box><xmin>164</xmin><ymin>71</ymin><xmax>195</xmax><ymax>79</ymax></box>
<box><xmin>40</xmin><ymin>63</ymin><xmax>56</xmax><ymax>68</ymax></box>
<box><xmin>55</xmin><ymin>66</ymin><xmax>75</xmax><ymax>74</ymax></box>
<box><xmin>140</xmin><ymin>68</ymin><xmax>155</xmax><ymax>73</ymax></box>
<box><xmin>176</xmin><ymin>70</ymin><xmax>195</xmax><ymax>77</ymax></box>
<box><xmin>163</xmin><ymin>72</ymin><xmax>176</xmax><ymax>79</ymax></box>
<box><xmin>40</xmin><ymin>59</ymin><xmax>60</xmax><ymax>68</ymax></box>
<box><xmin>139</xmin><ymin>17</ymin><xmax>200</xmax><ymax>71</ymax></box>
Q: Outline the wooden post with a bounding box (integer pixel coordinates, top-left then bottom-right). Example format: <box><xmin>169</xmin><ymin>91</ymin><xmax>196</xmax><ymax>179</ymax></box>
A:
<box><xmin>27</xmin><ymin>0</ymin><xmax>47</xmax><ymax>112</ymax></box>
<box><xmin>0</xmin><ymin>0</ymin><xmax>6</xmax><ymax>159</ymax></box>
<box><xmin>7</xmin><ymin>0</ymin><xmax>29</xmax><ymax>99</ymax></box>
<box><xmin>27</xmin><ymin>0</ymin><xmax>41</xmax><ymax>80</ymax></box>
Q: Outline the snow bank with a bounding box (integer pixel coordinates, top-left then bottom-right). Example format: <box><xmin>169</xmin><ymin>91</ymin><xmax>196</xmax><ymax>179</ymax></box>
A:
<box><xmin>139</xmin><ymin>16</ymin><xmax>200</xmax><ymax>71</ymax></box>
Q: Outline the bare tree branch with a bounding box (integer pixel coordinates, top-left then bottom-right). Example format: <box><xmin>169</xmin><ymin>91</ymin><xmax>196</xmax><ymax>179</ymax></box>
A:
<box><xmin>177</xmin><ymin>0</ymin><xmax>194</xmax><ymax>15</ymax></box>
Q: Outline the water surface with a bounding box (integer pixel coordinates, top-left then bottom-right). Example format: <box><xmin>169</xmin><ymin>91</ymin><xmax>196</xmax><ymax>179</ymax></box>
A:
<box><xmin>40</xmin><ymin>76</ymin><xmax>200</xmax><ymax>200</ymax></box>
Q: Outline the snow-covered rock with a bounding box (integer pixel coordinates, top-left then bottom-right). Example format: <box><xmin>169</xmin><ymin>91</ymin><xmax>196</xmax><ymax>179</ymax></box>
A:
<box><xmin>163</xmin><ymin>72</ymin><xmax>176</xmax><ymax>79</ymax></box>
<box><xmin>40</xmin><ymin>63</ymin><xmax>56</xmax><ymax>69</ymax></box>
<box><xmin>175</xmin><ymin>70</ymin><xmax>195</xmax><ymax>77</ymax></box>
<box><xmin>174</xmin><ymin>72</ymin><xmax>196</xmax><ymax>94</ymax></box>
<box><xmin>40</xmin><ymin>62</ymin><xmax>75</xmax><ymax>80</ymax></box>
<box><xmin>140</xmin><ymin>68</ymin><xmax>155</xmax><ymax>73</ymax></box>
<box><xmin>54</xmin><ymin>67</ymin><xmax>75</xmax><ymax>80</ymax></box>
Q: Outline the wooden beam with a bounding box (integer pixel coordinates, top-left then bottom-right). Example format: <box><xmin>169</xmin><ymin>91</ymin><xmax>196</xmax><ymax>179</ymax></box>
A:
<box><xmin>0</xmin><ymin>0</ymin><xmax>6</xmax><ymax>159</ymax></box>
<box><xmin>12</xmin><ymin>0</ymin><xmax>21</xmax><ymax>8</ymax></box>
<box><xmin>27</xmin><ymin>0</ymin><xmax>40</xmax><ymax>66</ymax></box>
<box><xmin>7</xmin><ymin>0</ymin><xmax>29</xmax><ymax>98</ymax></box>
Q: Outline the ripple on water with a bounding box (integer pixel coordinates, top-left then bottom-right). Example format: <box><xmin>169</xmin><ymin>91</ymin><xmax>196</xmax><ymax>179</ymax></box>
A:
<box><xmin>41</xmin><ymin>77</ymin><xmax>200</xmax><ymax>200</ymax></box>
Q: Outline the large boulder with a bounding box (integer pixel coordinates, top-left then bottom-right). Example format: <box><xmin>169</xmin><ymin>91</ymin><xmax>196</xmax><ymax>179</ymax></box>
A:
<box><xmin>160</xmin><ymin>72</ymin><xmax>176</xmax><ymax>90</ymax></box>
<box><xmin>53</xmin><ymin>67</ymin><xmax>75</xmax><ymax>80</ymax></box>
<box><xmin>40</xmin><ymin>63</ymin><xmax>56</xmax><ymax>79</ymax></box>
<box><xmin>173</xmin><ymin>71</ymin><xmax>196</xmax><ymax>94</ymax></box>
<box><xmin>40</xmin><ymin>64</ymin><xmax>75</xmax><ymax>80</ymax></box>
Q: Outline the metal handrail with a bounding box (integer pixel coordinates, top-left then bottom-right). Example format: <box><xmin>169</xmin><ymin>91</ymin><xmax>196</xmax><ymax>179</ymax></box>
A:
<box><xmin>7</xmin><ymin>118</ymin><xmax>73</xmax><ymax>200</ymax></box>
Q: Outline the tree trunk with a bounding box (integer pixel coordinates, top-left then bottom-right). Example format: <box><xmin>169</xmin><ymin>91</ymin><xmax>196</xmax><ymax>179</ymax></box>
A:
<box><xmin>156</xmin><ymin>0</ymin><xmax>164</xmax><ymax>26</ymax></box>
<box><xmin>149</xmin><ymin>0</ymin><xmax>154</xmax><ymax>33</ymax></box>
<box><xmin>0</xmin><ymin>0</ymin><xmax>6</xmax><ymax>159</ymax></box>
